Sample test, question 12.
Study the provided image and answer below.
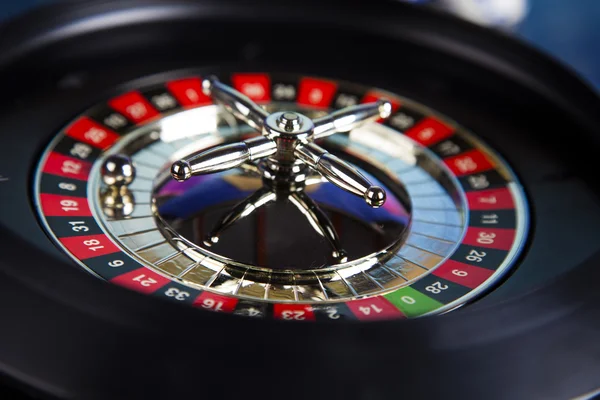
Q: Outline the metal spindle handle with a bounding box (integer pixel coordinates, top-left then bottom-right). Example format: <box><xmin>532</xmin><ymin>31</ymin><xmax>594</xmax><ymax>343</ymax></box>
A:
<box><xmin>204</xmin><ymin>187</ymin><xmax>276</xmax><ymax>246</ymax></box>
<box><xmin>203</xmin><ymin>76</ymin><xmax>269</xmax><ymax>131</ymax></box>
<box><xmin>312</xmin><ymin>100</ymin><xmax>392</xmax><ymax>139</ymax></box>
<box><xmin>295</xmin><ymin>142</ymin><xmax>386</xmax><ymax>208</ymax></box>
<box><xmin>171</xmin><ymin>136</ymin><xmax>276</xmax><ymax>181</ymax></box>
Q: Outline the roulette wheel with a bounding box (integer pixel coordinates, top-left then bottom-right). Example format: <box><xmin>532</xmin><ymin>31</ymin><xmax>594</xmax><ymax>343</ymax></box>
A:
<box><xmin>0</xmin><ymin>0</ymin><xmax>600</xmax><ymax>398</ymax></box>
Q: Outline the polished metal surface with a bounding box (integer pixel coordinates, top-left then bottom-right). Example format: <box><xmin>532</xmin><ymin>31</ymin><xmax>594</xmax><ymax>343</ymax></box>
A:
<box><xmin>202</xmin><ymin>76</ymin><xmax>269</xmax><ymax>131</ymax></box>
<box><xmin>155</xmin><ymin>165</ymin><xmax>410</xmax><ymax>271</ymax></box>
<box><xmin>172</xmin><ymin>76</ymin><xmax>391</xmax><ymax>208</ymax></box>
<box><xmin>101</xmin><ymin>154</ymin><xmax>136</xmax><ymax>186</ymax></box>
<box><xmin>100</xmin><ymin>154</ymin><xmax>137</xmax><ymax>218</ymax></box>
<box><xmin>312</xmin><ymin>100</ymin><xmax>392</xmax><ymax>139</ymax></box>
<box><xmin>201</xmin><ymin>182</ymin><xmax>350</xmax><ymax>262</ymax></box>
<box><xmin>100</xmin><ymin>186</ymin><xmax>135</xmax><ymax>218</ymax></box>
<box><xmin>295</xmin><ymin>143</ymin><xmax>386</xmax><ymax>207</ymax></box>
<box><xmin>171</xmin><ymin>136</ymin><xmax>276</xmax><ymax>180</ymax></box>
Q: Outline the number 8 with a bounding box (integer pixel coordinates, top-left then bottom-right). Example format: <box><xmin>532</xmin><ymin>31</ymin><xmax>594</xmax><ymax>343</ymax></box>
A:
<box><xmin>59</xmin><ymin>182</ymin><xmax>77</xmax><ymax>191</ymax></box>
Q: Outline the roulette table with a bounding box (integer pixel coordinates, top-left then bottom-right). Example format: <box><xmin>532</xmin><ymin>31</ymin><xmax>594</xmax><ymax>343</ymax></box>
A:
<box><xmin>0</xmin><ymin>0</ymin><xmax>599</xmax><ymax>398</ymax></box>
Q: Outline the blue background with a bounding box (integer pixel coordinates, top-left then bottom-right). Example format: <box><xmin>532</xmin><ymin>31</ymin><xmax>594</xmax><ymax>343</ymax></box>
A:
<box><xmin>1</xmin><ymin>0</ymin><xmax>599</xmax><ymax>91</ymax></box>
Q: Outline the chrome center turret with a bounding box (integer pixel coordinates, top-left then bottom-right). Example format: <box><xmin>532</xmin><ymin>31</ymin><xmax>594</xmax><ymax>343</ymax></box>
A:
<box><xmin>171</xmin><ymin>76</ymin><xmax>391</xmax><ymax>207</ymax></box>
<box><xmin>170</xmin><ymin>76</ymin><xmax>393</xmax><ymax>261</ymax></box>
